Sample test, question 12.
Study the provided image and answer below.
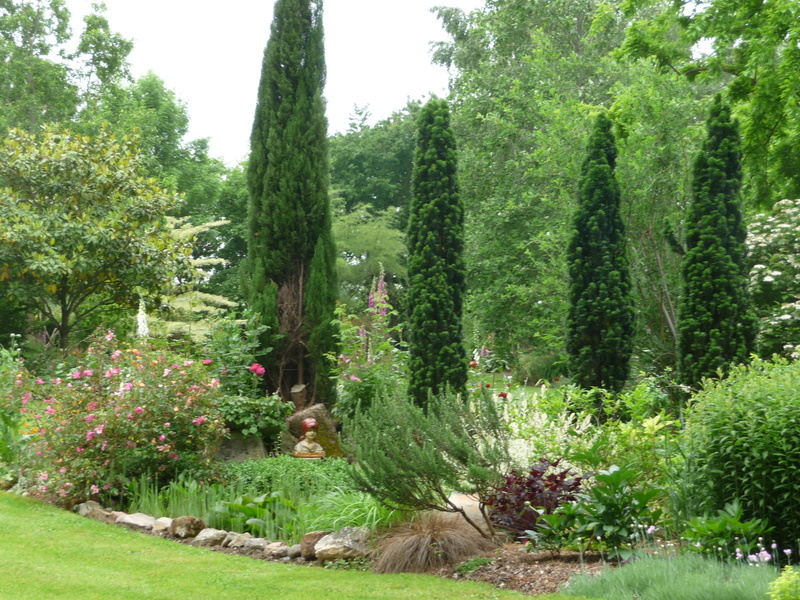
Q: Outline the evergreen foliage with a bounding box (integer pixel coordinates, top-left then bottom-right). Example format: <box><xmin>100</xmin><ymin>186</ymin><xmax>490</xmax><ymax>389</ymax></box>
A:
<box><xmin>406</xmin><ymin>98</ymin><xmax>467</xmax><ymax>407</ymax></box>
<box><xmin>244</xmin><ymin>0</ymin><xmax>337</xmax><ymax>405</ymax></box>
<box><xmin>344</xmin><ymin>387</ymin><xmax>511</xmax><ymax>539</ymax></box>
<box><xmin>677</xmin><ymin>96</ymin><xmax>756</xmax><ymax>388</ymax></box>
<box><xmin>566</xmin><ymin>112</ymin><xmax>634</xmax><ymax>393</ymax></box>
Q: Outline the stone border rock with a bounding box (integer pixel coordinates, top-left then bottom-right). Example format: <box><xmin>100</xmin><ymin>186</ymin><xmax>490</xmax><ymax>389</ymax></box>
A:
<box><xmin>72</xmin><ymin>502</ymin><xmax>373</xmax><ymax>565</ymax></box>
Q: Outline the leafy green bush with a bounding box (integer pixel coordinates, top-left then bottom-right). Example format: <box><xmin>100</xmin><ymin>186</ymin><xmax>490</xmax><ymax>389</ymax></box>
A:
<box><xmin>14</xmin><ymin>330</ymin><xmax>227</xmax><ymax>505</ymax></box>
<box><xmin>682</xmin><ymin>500</ymin><xmax>773</xmax><ymax>559</ymax></box>
<box><xmin>683</xmin><ymin>357</ymin><xmax>800</xmax><ymax>554</ymax></box>
<box><xmin>0</xmin><ymin>339</ymin><xmax>25</xmax><ymax>486</ymax></box>
<box><xmin>215</xmin><ymin>394</ymin><xmax>291</xmax><ymax>437</ymax></box>
<box><xmin>219</xmin><ymin>455</ymin><xmax>353</xmax><ymax>497</ymax></box>
<box><xmin>769</xmin><ymin>566</ymin><xmax>800</xmax><ymax>600</ymax></box>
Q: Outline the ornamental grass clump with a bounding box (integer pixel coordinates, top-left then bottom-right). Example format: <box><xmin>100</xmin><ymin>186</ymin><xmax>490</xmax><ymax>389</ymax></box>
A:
<box><xmin>683</xmin><ymin>356</ymin><xmax>800</xmax><ymax>556</ymax></box>
<box><xmin>372</xmin><ymin>512</ymin><xmax>496</xmax><ymax>574</ymax></box>
<box><xmin>13</xmin><ymin>330</ymin><xmax>227</xmax><ymax>506</ymax></box>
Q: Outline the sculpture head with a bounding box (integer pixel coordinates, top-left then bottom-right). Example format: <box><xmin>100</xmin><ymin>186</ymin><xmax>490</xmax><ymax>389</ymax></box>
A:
<box><xmin>299</xmin><ymin>417</ymin><xmax>319</xmax><ymax>441</ymax></box>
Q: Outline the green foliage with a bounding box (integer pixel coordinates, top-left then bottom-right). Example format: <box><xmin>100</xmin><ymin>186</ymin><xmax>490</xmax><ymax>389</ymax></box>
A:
<box><xmin>564</xmin><ymin>552</ymin><xmax>778</xmax><ymax>600</ymax></box>
<box><xmin>682</xmin><ymin>500</ymin><xmax>772</xmax><ymax>560</ymax></box>
<box><xmin>13</xmin><ymin>331</ymin><xmax>227</xmax><ymax>505</ymax></box>
<box><xmin>677</xmin><ymin>95</ymin><xmax>756</xmax><ymax>388</ymax></box>
<box><xmin>332</xmin><ymin>271</ymin><xmax>407</xmax><ymax>421</ymax></box>
<box><xmin>0</xmin><ymin>338</ymin><xmax>24</xmax><ymax>483</ymax></box>
<box><xmin>205</xmin><ymin>312</ymin><xmax>270</xmax><ymax>398</ymax></box>
<box><xmin>683</xmin><ymin>356</ymin><xmax>800</xmax><ymax>555</ymax></box>
<box><xmin>455</xmin><ymin>557</ymin><xmax>494</xmax><ymax>575</ymax></box>
<box><xmin>566</xmin><ymin>111</ymin><xmax>635</xmax><ymax>394</ymax></box>
<box><xmin>769</xmin><ymin>566</ymin><xmax>800</xmax><ymax>600</ymax></box>
<box><xmin>215</xmin><ymin>394</ymin><xmax>290</xmax><ymax>438</ymax></box>
<box><xmin>218</xmin><ymin>455</ymin><xmax>353</xmax><ymax>497</ymax></box>
<box><xmin>617</xmin><ymin>0</ymin><xmax>800</xmax><ymax>209</ymax></box>
<box><xmin>0</xmin><ymin>125</ymin><xmax>193</xmax><ymax>349</ymax></box>
<box><xmin>222</xmin><ymin>491</ymin><xmax>300</xmax><ymax>541</ymax></box>
<box><xmin>244</xmin><ymin>0</ymin><xmax>337</xmax><ymax>405</ymax></box>
<box><xmin>344</xmin><ymin>387</ymin><xmax>511</xmax><ymax>538</ymax></box>
<box><xmin>406</xmin><ymin>98</ymin><xmax>467</xmax><ymax>407</ymax></box>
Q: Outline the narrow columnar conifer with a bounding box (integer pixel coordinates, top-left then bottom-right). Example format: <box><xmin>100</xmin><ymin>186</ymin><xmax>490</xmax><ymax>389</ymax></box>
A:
<box><xmin>244</xmin><ymin>0</ymin><xmax>337</xmax><ymax>405</ymax></box>
<box><xmin>406</xmin><ymin>98</ymin><xmax>467</xmax><ymax>407</ymax></box>
<box><xmin>677</xmin><ymin>95</ymin><xmax>756</xmax><ymax>388</ymax></box>
<box><xmin>566</xmin><ymin>112</ymin><xmax>634</xmax><ymax>394</ymax></box>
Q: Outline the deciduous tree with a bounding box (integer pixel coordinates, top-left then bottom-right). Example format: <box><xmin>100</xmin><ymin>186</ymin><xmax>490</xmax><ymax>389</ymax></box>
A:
<box><xmin>0</xmin><ymin>126</ymin><xmax>192</xmax><ymax>348</ymax></box>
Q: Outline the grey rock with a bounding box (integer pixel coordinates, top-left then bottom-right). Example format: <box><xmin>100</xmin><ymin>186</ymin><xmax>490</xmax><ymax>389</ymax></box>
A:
<box><xmin>152</xmin><ymin>517</ymin><xmax>173</xmax><ymax>534</ymax></box>
<box><xmin>191</xmin><ymin>528</ymin><xmax>228</xmax><ymax>547</ymax></box>
<box><xmin>287</xmin><ymin>544</ymin><xmax>302</xmax><ymax>559</ymax></box>
<box><xmin>74</xmin><ymin>501</ymin><xmax>103</xmax><ymax>516</ymax></box>
<box><xmin>301</xmin><ymin>530</ymin><xmax>332</xmax><ymax>560</ymax></box>
<box><xmin>85</xmin><ymin>508</ymin><xmax>117</xmax><ymax>524</ymax></box>
<box><xmin>116</xmin><ymin>512</ymin><xmax>155</xmax><ymax>531</ymax></box>
<box><xmin>315</xmin><ymin>527</ymin><xmax>372</xmax><ymax>561</ymax></box>
<box><xmin>214</xmin><ymin>429</ymin><xmax>268</xmax><ymax>463</ymax></box>
<box><xmin>265</xmin><ymin>541</ymin><xmax>289</xmax><ymax>558</ymax></box>
<box><xmin>224</xmin><ymin>532</ymin><xmax>252</xmax><ymax>548</ymax></box>
<box><xmin>243</xmin><ymin>537</ymin><xmax>268</xmax><ymax>550</ymax></box>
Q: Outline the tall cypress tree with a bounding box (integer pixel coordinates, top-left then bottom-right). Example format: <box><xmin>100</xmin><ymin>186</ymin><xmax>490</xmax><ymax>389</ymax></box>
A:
<box><xmin>677</xmin><ymin>95</ymin><xmax>756</xmax><ymax>388</ymax></box>
<box><xmin>244</xmin><ymin>0</ymin><xmax>337</xmax><ymax>405</ymax></box>
<box><xmin>406</xmin><ymin>98</ymin><xmax>467</xmax><ymax>407</ymax></box>
<box><xmin>566</xmin><ymin>112</ymin><xmax>634</xmax><ymax>393</ymax></box>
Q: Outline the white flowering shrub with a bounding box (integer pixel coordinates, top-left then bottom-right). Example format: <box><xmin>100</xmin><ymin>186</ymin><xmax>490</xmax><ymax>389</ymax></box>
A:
<box><xmin>747</xmin><ymin>198</ymin><xmax>800</xmax><ymax>357</ymax></box>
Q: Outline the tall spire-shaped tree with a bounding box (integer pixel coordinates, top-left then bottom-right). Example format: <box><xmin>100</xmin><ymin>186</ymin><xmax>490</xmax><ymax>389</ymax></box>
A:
<box><xmin>244</xmin><ymin>0</ymin><xmax>337</xmax><ymax>405</ymax></box>
<box><xmin>566</xmin><ymin>112</ymin><xmax>634</xmax><ymax>394</ymax></box>
<box><xmin>677</xmin><ymin>95</ymin><xmax>756</xmax><ymax>388</ymax></box>
<box><xmin>406</xmin><ymin>98</ymin><xmax>467</xmax><ymax>408</ymax></box>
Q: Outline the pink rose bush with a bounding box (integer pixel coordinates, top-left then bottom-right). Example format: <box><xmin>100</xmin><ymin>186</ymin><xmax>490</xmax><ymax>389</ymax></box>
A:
<box><xmin>13</xmin><ymin>331</ymin><xmax>226</xmax><ymax>505</ymax></box>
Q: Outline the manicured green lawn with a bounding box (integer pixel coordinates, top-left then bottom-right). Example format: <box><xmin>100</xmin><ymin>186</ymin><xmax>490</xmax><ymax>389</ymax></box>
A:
<box><xmin>0</xmin><ymin>492</ymin><xmax>588</xmax><ymax>600</ymax></box>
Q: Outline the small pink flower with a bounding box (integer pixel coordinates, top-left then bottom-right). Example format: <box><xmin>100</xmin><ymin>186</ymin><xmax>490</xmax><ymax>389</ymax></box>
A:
<box><xmin>59</xmin><ymin>467</ymin><xmax>66</xmax><ymax>474</ymax></box>
<box><xmin>123</xmin><ymin>382</ymin><xmax>134</xmax><ymax>391</ymax></box>
<box><xmin>83</xmin><ymin>370</ymin><xmax>93</xmax><ymax>377</ymax></box>
<box><xmin>163</xmin><ymin>422</ymin><xmax>170</xmax><ymax>428</ymax></box>
<box><xmin>202</xmin><ymin>359</ymin><xmax>213</xmax><ymax>366</ymax></box>
<box><xmin>91</xmin><ymin>484</ymin><xmax>99</xmax><ymax>495</ymax></box>
<box><xmin>85</xmin><ymin>414</ymin><xmax>95</xmax><ymax>423</ymax></box>
<box><xmin>250</xmin><ymin>363</ymin><xmax>266</xmax><ymax>376</ymax></box>
<box><xmin>349</xmin><ymin>375</ymin><xmax>361</xmax><ymax>382</ymax></box>
<box><xmin>39</xmin><ymin>471</ymin><xmax>49</xmax><ymax>482</ymax></box>
<box><xmin>159</xmin><ymin>434</ymin><xmax>167</xmax><ymax>442</ymax></box>
<box><xmin>111</xmin><ymin>350</ymin><xmax>122</xmax><ymax>360</ymax></box>
<box><xmin>209</xmin><ymin>379</ymin><xmax>220</xmax><ymax>387</ymax></box>
<box><xmin>183</xmin><ymin>360</ymin><xmax>194</xmax><ymax>367</ymax></box>
<box><xmin>45</xmin><ymin>406</ymin><xmax>56</xmax><ymax>414</ymax></box>
<box><xmin>86</xmin><ymin>431</ymin><xmax>95</xmax><ymax>441</ymax></box>
<box><xmin>127</xmin><ymin>413</ymin><xmax>134</xmax><ymax>420</ymax></box>
<box><xmin>36</xmin><ymin>377</ymin><xmax>45</xmax><ymax>385</ymax></box>
<box><xmin>192</xmin><ymin>416</ymin><xmax>207</xmax><ymax>426</ymax></box>
<box><xmin>101</xmin><ymin>440</ymin><xmax>107</xmax><ymax>451</ymax></box>
<box><xmin>72</xmin><ymin>370</ymin><xmax>82</xmax><ymax>379</ymax></box>
<box><xmin>134</xmin><ymin>406</ymin><xmax>144</xmax><ymax>414</ymax></box>
<box><xmin>163</xmin><ymin>368</ymin><xmax>172</xmax><ymax>377</ymax></box>
<box><xmin>168</xmin><ymin>452</ymin><xmax>178</xmax><ymax>459</ymax></box>
<box><xmin>103</xmin><ymin>482</ymin><xmax>111</xmax><ymax>490</ymax></box>
<box><xmin>76</xmin><ymin>448</ymin><xmax>84</xmax><ymax>453</ymax></box>
<box><xmin>105</xmin><ymin>330</ymin><xmax>115</xmax><ymax>341</ymax></box>
<box><xmin>126</xmin><ymin>441</ymin><xmax>137</xmax><ymax>448</ymax></box>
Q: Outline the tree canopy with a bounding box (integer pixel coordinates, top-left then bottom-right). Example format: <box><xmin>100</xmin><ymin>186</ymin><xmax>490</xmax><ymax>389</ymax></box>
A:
<box><xmin>0</xmin><ymin>125</ymin><xmax>193</xmax><ymax>348</ymax></box>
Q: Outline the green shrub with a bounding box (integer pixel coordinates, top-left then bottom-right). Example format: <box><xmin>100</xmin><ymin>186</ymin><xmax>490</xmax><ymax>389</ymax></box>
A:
<box><xmin>563</xmin><ymin>552</ymin><xmax>777</xmax><ymax>600</ymax></box>
<box><xmin>769</xmin><ymin>566</ymin><xmax>800</xmax><ymax>600</ymax></box>
<box><xmin>683</xmin><ymin>357</ymin><xmax>800</xmax><ymax>554</ymax></box>
<box><xmin>14</xmin><ymin>331</ymin><xmax>227</xmax><ymax>505</ymax></box>
<box><xmin>219</xmin><ymin>455</ymin><xmax>353</xmax><ymax>497</ymax></box>
<box><xmin>215</xmin><ymin>394</ymin><xmax>291</xmax><ymax>438</ymax></box>
<box><xmin>682</xmin><ymin>499</ymin><xmax>772</xmax><ymax>560</ymax></box>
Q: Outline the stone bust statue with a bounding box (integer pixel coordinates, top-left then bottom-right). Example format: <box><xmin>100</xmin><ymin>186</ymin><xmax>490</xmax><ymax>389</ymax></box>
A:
<box><xmin>293</xmin><ymin>417</ymin><xmax>325</xmax><ymax>458</ymax></box>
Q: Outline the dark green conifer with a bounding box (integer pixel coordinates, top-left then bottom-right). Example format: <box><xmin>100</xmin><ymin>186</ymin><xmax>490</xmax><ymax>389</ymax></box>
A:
<box><xmin>406</xmin><ymin>99</ymin><xmax>467</xmax><ymax>407</ymax></box>
<box><xmin>566</xmin><ymin>112</ymin><xmax>634</xmax><ymax>394</ymax></box>
<box><xmin>244</xmin><ymin>0</ymin><xmax>337</xmax><ymax>405</ymax></box>
<box><xmin>677</xmin><ymin>96</ymin><xmax>756</xmax><ymax>388</ymax></box>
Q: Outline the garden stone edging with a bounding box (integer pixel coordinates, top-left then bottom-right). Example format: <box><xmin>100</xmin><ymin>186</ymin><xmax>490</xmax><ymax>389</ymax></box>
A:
<box><xmin>72</xmin><ymin>502</ymin><xmax>371</xmax><ymax>563</ymax></box>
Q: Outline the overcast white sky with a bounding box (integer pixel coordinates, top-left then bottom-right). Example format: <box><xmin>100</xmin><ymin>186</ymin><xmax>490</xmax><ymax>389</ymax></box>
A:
<box><xmin>67</xmin><ymin>0</ymin><xmax>485</xmax><ymax>166</ymax></box>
